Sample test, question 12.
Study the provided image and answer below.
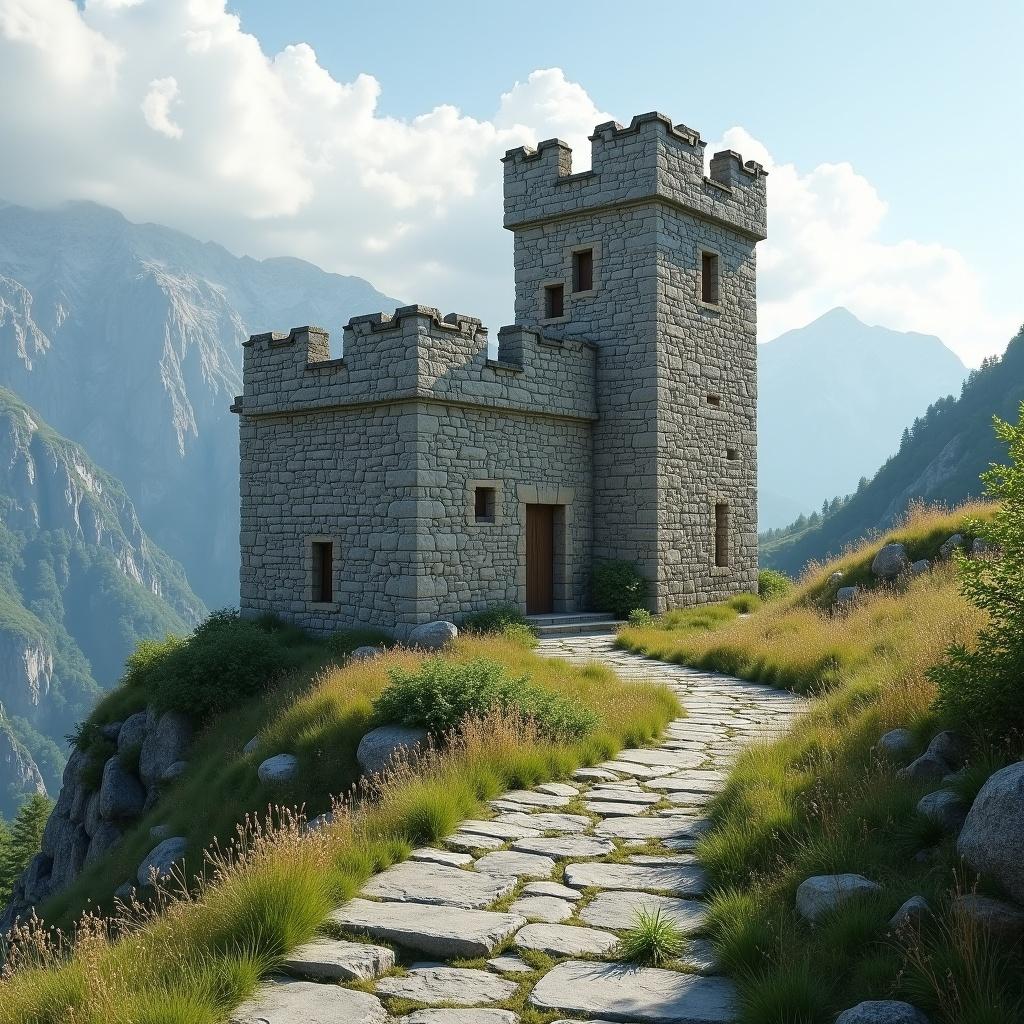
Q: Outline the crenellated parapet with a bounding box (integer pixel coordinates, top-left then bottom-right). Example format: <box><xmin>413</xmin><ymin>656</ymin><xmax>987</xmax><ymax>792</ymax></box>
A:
<box><xmin>503</xmin><ymin>111</ymin><xmax>766</xmax><ymax>240</ymax></box>
<box><xmin>237</xmin><ymin>305</ymin><xmax>596</xmax><ymax>423</ymax></box>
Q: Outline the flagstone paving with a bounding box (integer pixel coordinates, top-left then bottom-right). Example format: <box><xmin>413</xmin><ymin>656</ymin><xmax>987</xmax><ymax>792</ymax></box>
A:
<box><xmin>236</xmin><ymin>631</ymin><xmax>805</xmax><ymax>1023</ymax></box>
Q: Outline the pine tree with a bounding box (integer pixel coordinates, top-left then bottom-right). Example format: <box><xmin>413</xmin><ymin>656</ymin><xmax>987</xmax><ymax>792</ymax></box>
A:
<box><xmin>0</xmin><ymin>793</ymin><xmax>52</xmax><ymax>901</ymax></box>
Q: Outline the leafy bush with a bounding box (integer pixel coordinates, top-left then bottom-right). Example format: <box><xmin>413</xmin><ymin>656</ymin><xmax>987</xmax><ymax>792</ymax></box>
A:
<box><xmin>757</xmin><ymin>569</ymin><xmax>792</xmax><ymax>601</ymax></box>
<box><xmin>628</xmin><ymin>608</ymin><xmax>654</xmax><ymax>627</ymax></box>
<box><xmin>373</xmin><ymin>657</ymin><xmax>597</xmax><ymax>738</ymax></box>
<box><xmin>931</xmin><ymin>403</ymin><xmax>1024</xmax><ymax>735</ymax></box>
<box><xmin>463</xmin><ymin>604</ymin><xmax>528</xmax><ymax>633</ymax></box>
<box><xmin>593</xmin><ymin>560</ymin><xmax>649</xmax><ymax>619</ymax></box>
<box><xmin>126</xmin><ymin>610</ymin><xmax>300</xmax><ymax>719</ymax></box>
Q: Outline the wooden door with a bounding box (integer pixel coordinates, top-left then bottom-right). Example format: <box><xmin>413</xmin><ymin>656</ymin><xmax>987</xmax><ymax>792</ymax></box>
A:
<box><xmin>526</xmin><ymin>504</ymin><xmax>555</xmax><ymax>614</ymax></box>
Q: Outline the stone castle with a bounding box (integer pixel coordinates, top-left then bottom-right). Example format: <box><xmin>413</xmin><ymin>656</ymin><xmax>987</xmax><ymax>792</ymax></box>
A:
<box><xmin>233</xmin><ymin>111</ymin><xmax>767</xmax><ymax>638</ymax></box>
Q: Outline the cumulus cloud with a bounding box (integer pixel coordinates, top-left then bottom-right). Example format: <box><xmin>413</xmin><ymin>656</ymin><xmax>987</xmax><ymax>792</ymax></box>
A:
<box><xmin>0</xmin><ymin>0</ymin><xmax>1009</xmax><ymax>363</ymax></box>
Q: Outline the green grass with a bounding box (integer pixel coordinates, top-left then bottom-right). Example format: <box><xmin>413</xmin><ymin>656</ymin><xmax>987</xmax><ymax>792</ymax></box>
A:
<box><xmin>0</xmin><ymin>631</ymin><xmax>678</xmax><ymax>1024</ymax></box>
<box><xmin>615</xmin><ymin>908</ymin><xmax>686</xmax><ymax>966</ymax></box>
<box><xmin>618</xmin><ymin>505</ymin><xmax>1024</xmax><ymax>1022</ymax></box>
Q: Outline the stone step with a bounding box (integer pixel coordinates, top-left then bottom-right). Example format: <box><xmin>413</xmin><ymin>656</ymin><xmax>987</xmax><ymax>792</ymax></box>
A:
<box><xmin>525</xmin><ymin>612</ymin><xmax>617</xmax><ymax>626</ymax></box>
<box><xmin>529</xmin><ymin>620</ymin><xmax>621</xmax><ymax>636</ymax></box>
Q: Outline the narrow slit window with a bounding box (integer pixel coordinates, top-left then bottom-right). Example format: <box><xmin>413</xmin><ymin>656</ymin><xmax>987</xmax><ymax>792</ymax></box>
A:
<box><xmin>572</xmin><ymin>249</ymin><xmax>594</xmax><ymax>292</ymax></box>
<box><xmin>474</xmin><ymin>487</ymin><xmax>496</xmax><ymax>523</ymax></box>
<box><xmin>543</xmin><ymin>283</ymin><xmax>564</xmax><ymax>319</ymax></box>
<box><xmin>701</xmin><ymin>251</ymin><xmax>720</xmax><ymax>305</ymax></box>
<box><xmin>714</xmin><ymin>504</ymin><xmax>730</xmax><ymax>568</ymax></box>
<box><xmin>311</xmin><ymin>541</ymin><xmax>333</xmax><ymax>602</ymax></box>
<box><xmin>706</xmin><ymin>394</ymin><xmax>721</xmax><ymax>407</ymax></box>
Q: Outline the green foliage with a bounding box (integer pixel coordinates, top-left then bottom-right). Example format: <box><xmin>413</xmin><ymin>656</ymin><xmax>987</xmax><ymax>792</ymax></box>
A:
<box><xmin>592</xmin><ymin>559</ymin><xmax>649</xmax><ymax>619</ymax></box>
<box><xmin>0</xmin><ymin>792</ymin><xmax>53</xmax><ymax>902</ymax></box>
<box><xmin>462</xmin><ymin>604</ymin><xmax>528</xmax><ymax>633</ymax></box>
<box><xmin>326</xmin><ymin>628</ymin><xmax>393</xmax><ymax>658</ymax></box>
<box><xmin>372</xmin><ymin>656</ymin><xmax>598</xmax><ymax>738</ymax></box>
<box><xmin>615</xmin><ymin>908</ymin><xmax>685</xmax><ymax>966</ymax></box>
<box><xmin>757</xmin><ymin>568</ymin><xmax>792</xmax><ymax>601</ymax></box>
<box><xmin>498</xmin><ymin>622</ymin><xmax>539</xmax><ymax>648</ymax></box>
<box><xmin>931</xmin><ymin>403</ymin><xmax>1024</xmax><ymax>735</ymax></box>
<box><xmin>729</xmin><ymin>593</ymin><xmax>761</xmax><ymax>614</ymax></box>
<box><xmin>627</xmin><ymin>608</ymin><xmax>654</xmax><ymax>627</ymax></box>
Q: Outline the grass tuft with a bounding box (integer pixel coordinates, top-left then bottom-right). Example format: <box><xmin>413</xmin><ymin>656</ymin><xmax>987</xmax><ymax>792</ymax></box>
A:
<box><xmin>615</xmin><ymin>908</ymin><xmax>686</xmax><ymax>966</ymax></box>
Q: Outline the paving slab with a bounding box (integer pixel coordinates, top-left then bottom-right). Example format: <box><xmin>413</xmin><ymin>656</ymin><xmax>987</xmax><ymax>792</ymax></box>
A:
<box><xmin>580</xmin><ymin>891</ymin><xmax>707</xmax><ymax>932</ymax></box>
<box><xmin>508</xmin><ymin>895</ymin><xmax>575</xmax><ymax>922</ymax></box>
<box><xmin>487</xmin><ymin>954</ymin><xmax>534</xmax><ymax>974</ymax></box>
<box><xmin>230</xmin><ymin>977</ymin><xmax>387</xmax><ymax>1024</ymax></box>
<box><xmin>585</xmin><ymin>801</ymin><xmax>653</xmax><ymax>817</ymax></box>
<box><xmin>280</xmin><ymin>937</ymin><xmax>396</xmax><ymax>981</ymax></box>
<box><xmin>330</xmin><ymin>899</ymin><xmax>525</xmax><ymax>958</ymax></box>
<box><xmin>459</xmin><ymin>819</ymin><xmax>543</xmax><ymax>840</ymax></box>
<box><xmin>521</xmin><ymin>880</ymin><xmax>581</xmax><ymax>900</ymax></box>
<box><xmin>573</xmin><ymin>767</ymin><xmax>621</xmax><ymax>782</ymax></box>
<box><xmin>474</xmin><ymin>850</ymin><xmax>555</xmax><ymax>879</ymax></box>
<box><xmin>595</xmin><ymin>816</ymin><xmax>708</xmax><ymax>842</ymax></box>
<box><xmin>410</xmin><ymin>848</ymin><xmax>475</xmax><ymax>867</ymax></box>
<box><xmin>535</xmin><ymin>782</ymin><xmax>579</xmax><ymax>797</ymax></box>
<box><xmin>376</xmin><ymin>967</ymin><xmax>518</xmax><ymax>1006</ymax></box>
<box><xmin>445</xmin><ymin>832</ymin><xmax>505</xmax><ymax>853</ymax></box>
<box><xmin>491</xmin><ymin>790</ymin><xmax>570</xmax><ymax>808</ymax></box>
<box><xmin>494</xmin><ymin>811</ymin><xmax>592</xmax><ymax>834</ymax></box>
<box><xmin>614</xmin><ymin>748</ymin><xmax>707</xmax><ymax>769</ymax></box>
<box><xmin>599</xmin><ymin>761</ymin><xmax>678</xmax><ymax>780</ymax></box>
<box><xmin>399</xmin><ymin>1012</ymin><xmax>520</xmax><ymax>1024</ymax></box>
<box><xmin>528</xmin><ymin>959</ymin><xmax>737</xmax><ymax>1023</ymax></box>
<box><xmin>586</xmin><ymin>789</ymin><xmax>661</xmax><ymax>805</ymax></box>
<box><xmin>511</xmin><ymin>835</ymin><xmax>615</xmax><ymax>859</ymax></box>
<box><xmin>563</xmin><ymin>862</ymin><xmax>708</xmax><ymax>896</ymax></box>
<box><xmin>514</xmin><ymin>923</ymin><xmax>618</xmax><ymax>956</ymax></box>
<box><xmin>361</xmin><ymin>861</ymin><xmax>515</xmax><ymax>908</ymax></box>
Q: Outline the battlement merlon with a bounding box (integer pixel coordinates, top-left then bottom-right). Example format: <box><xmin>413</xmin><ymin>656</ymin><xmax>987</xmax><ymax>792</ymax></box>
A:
<box><xmin>235</xmin><ymin>305</ymin><xmax>597</xmax><ymax>422</ymax></box>
<box><xmin>502</xmin><ymin>111</ymin><xmax>767</xmax><ymax>241</ymax></box>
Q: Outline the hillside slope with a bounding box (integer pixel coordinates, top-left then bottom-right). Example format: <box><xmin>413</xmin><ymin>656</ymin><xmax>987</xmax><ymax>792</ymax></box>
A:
<box><xmin>759</xmin><ymin>308</ymin><xmax>967</xmax><ymax>528</ymax></box>
<box><xmin>0</xmin><ymin>200</ymin><xmax>399</xmax><ymax>605</ymax></box>
<box><xmin>763</xmin><ymin>324</ymin><xmax>1024</xmax><ymax>574</ymax></box>
<box><xmin>0</xmin><ymin>386</ymin><xmax>205</xmax><ymax>815</ymax></box>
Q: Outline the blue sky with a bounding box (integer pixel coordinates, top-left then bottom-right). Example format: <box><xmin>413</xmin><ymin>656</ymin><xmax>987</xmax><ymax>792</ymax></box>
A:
<box><xmin>2</xmin><ymin>0</ymin><xmax>1020</xmax><ymax>362</ymax></box>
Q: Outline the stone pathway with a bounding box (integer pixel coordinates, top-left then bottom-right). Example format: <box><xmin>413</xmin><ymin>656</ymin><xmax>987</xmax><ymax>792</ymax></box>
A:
<box><xmin>231</xmin><ymin>632</ymin><xmax>805</xmax><ymax>1024</ymax></box>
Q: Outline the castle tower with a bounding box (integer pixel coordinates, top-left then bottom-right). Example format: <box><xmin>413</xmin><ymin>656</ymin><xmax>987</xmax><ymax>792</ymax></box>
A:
<box><xmin>503</xmin><ymin>112</ymin><xmax>767</xmax><ymax>609</ymax></box>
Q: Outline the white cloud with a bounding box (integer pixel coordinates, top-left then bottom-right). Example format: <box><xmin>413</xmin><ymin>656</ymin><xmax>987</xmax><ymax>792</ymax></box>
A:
<box><xmin>711</xmin><ymin>127</ymin><xmax>1014</xmax><ymax>363</ymax></box>
<box><xmin>0</xmin><ymin>0</ymin><xmax>1009</xmax><ymax>365</ymax></box>
<box><xmin>141</xmin><ymin>76</ymin><xmax>182</xmax><ymax>138</ymax></box>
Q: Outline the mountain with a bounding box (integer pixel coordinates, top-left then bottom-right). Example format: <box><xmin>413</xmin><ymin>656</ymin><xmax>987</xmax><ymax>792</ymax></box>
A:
<box><xmin>758</xmin><ymin>308</ymin><xmax>968</xmax><ymax>528</ymax></box>
<box><xmin>762</xmin><ymin>324</ymin><xmax>1024</xmax><ymax>574</ymax></box>
<box><xmin>0</xmin><ymin>201</ymin><xmax>399</xmax><ymax>607</ymax></box>
<box><xmin>0</xmin><ymin>385</ymin><xmax>205</xmax><ymax>816</ymax></box>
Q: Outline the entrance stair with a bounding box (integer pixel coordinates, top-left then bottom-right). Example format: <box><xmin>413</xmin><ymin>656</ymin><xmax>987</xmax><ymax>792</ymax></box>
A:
<box><xmin>525</xmin><ymin>612</ymin><xmax>621</xmax><ymax>637</ymax></box>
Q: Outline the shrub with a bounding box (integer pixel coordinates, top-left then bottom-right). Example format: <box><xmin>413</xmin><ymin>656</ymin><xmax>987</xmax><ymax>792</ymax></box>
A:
<box><xmin>616</xmin><ymin>908</ymin><xmax>685</xmax><ymax>966</ymax></box>
<box><xmin>463</xmin><ymin>604</ymin><xmax>528</xmax><ymax>634</ymax></box>
<box><xmin>372</xmin><ymin>657</ymin><xmax>598</xmax><ymax>738</ymax></box>
<box><xmin>593</xmin><ymin>560</ymin><xmax>649</xmax><ymax>619</ymax></box>
<box><xmin>930</xmin><ymin>403</ymin><xmax>1024</xmax><ymax>735</ymax></box>
<box><xmin>628</xmin><ymin>608</ymin><xmax>654</xmax><ymax>627</ymax></box>
<box><xmin>499</xmin><ymin>622</ymin><xmax>539</xmax><ymax>648</ymax></box>
<box><xmin>729</xmin><ymin>593</ymin><xmax>761</xmax><ymax>614</ymax></box>
<box><xmin>757</xmin><ymin>568</ymin><xmax>792</xmax><ymax>601</ymax></box>
<box><xmin>128</xmin><ymin>610</ymin><xmax>299</xmax><ymax>719</ymax></box>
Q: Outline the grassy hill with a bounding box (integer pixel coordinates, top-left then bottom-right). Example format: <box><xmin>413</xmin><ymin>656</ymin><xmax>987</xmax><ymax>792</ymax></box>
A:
<box><xmin>762</xmin><ymin>324</ymin><xmax>1024</xmax><ymax>576</ymax></box>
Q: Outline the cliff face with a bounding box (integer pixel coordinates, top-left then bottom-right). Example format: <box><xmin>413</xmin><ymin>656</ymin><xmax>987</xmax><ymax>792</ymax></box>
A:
<box><xmin>0</xmin><ymin>386</ymin><xmax>205</xmax><ymax>816</ymax></box>
<box><xmin>0</xmin><ymin>200</ymin><xmax>399</xmax><ymax>607</ymax></box>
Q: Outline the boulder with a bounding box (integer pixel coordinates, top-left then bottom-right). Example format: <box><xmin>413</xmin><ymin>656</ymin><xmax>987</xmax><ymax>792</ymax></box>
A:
<box><xmin>83</xmin><ymin>792</ymin><xmax>101</xmax><ymax>837</ymax></box>
<box><xmin>408</xmin><ymin>620</ymin><xmax>458</xmax><ymax>650</ymax></box>
<box><xmin>49</xmin><ymin>819</ymin><xmax>89</xmax><ymax>892</ymax></box>
<box><xmin>916</xmin><ymin>789</ymin><xmax>967</xmax><ymax>834</ymax></box>
<box><xmin>113</xmin><ymin>881</ymin><xmax>136</xmax><ymax>903</ymax></box>
<box><xmin>795</xmin><ymin>874</ymin><xmax>881</xmax><ymax>923</ymax></box>
<box><xmin>829</xmin><ymin>571</ymin><xmax>844</xmax><ymax>584</ymax></box>
<box><xmin>69</xmin><ymin>783</ymin><xmax>90</xmax><ymax>824</ymax></box>
<box><xmin>149</xmin><ymin>823</ymin><xmax>172</xmax><ymax>840</ymax></box>
<box><xmin>924</xmin><ymin>730</ymin><xmax>968</xmax><ymax>770</ymax></box>
<box><xmin>257</xmin><ymin>753</ymin><xmax>300</xmax><ymax>784</ymax></box>
<box><xmin>139</xmin><ymin>711</ymin><xmax>193</xmax><ymax>789</ymax></box>
<box><xmin>357</xmin><ymin>725</ymin><xmax>428</xmax><ymax>775</ymax></box>
<box><xmin>871</xmin><ymin>543</ymin><xmax>910</xmax><ymax>580</ymax></box>
<box><xmin>99</xmin><ymin>756</ymin><xmax>146</xmax><ymax>821</ymax></box>
<box><xmin>21</xmin><ymin>852</ymin><xmax>53</xmax><ymax>904</ymax></box>
<box><xmin>351</xmin><ymin>645</ymin><xmax>382</xmax><ymax>662</ymax></box>
<box><xmin>889</xmin><ymin>896</ymin><xmax>931</xmax><ymax>931</ymax></box>
<box><xmin>875</xmin><ymin>728</ymin><xmax>916</xmax><ymax>759</ymax></box>
<box><xmin>910</xmin><ymin>559</ymin><xmax>930</xmax><ymax>575</ymax></box>
<box><xmin>243</xmin><ymin>735</ymin><xmax>260</xmax><ymax>755</ymax></box>
<box><xmin>835</xmin><ymin>1001</ymin><xmax>930</xmax><ymax>1024</ymax></box>
<box><xmin>117</xmin><ymin>711</ymin><xmax>149</xmax><ymax>753</ymax></box>
<box><xmin>53</xmin><ymin>748</ymin><xmax>87</xmax><ymax>817</ymax></box>
<box><xmin>100</xmin><ymin>720</ymin><xmax>124</xmax><ymax>742</ymax></box>
<box><xmin>938</xmin><ymin>533</ymin><xmax>963</xmax><ymax>560</ymax></box>
<box><xmin>137</xmin><ymin>836</ymin><xmax>188</xmax><ymax>887</ymax></box>
<box><xmin>897</xmin><ymin>751</ymin><xmax>950</xmax><ymax>783</ymax></box>
<box><xmin>836</xmin><ymin>586</ymin><xmax>860</xmax><ymax>605</ymax></box>
<box><xmin>160</xmin><ymin>760</ymin><xmax>188</xmax><ymax>783</ymax></box>
<box><xmin>971</xmin><ymin>537</ymin><xmax>997</xmax><ymax>557</ymax></box>
<box><xmin>952</xmin><ymin>893</ymin><xmax>1024</xmax><ymax>942</ymax></box>
<box><xmin>84</xmin><ymin>822</ymin><xmax>124</xmax><ymax>866</ymax></box>
<box><xmin>957</xmin><ymin>760</ymin><xmax>1024</xmax><ymax>903</ymax></box>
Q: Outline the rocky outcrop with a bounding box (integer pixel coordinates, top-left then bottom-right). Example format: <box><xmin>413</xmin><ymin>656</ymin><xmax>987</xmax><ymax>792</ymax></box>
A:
<box><xmin>0</xmin><ymin>704</ymin><xmax>196</xmax><ymax>931</ymax></box>
<box><xmin>0</xmin><ymin>710</ymin><xmax>46</xmax><ymax>805</ymax></box>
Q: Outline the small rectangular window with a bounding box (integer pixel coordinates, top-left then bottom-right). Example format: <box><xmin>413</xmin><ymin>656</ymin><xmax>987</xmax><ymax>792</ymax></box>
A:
<box><xmin>474</xmin><ymin>487</ymin><xmax>496</xmax><ymax>523</ymax></box>
<box><xmin>543</xmin><ymin>283</ymin><xmax>564</xmax><ymax>319</ymax></box>
<box><xmin>572</xmin><ymin>249</ymin><xmax>593</xmax><ymax>292</ymax></box>
<box><xmin>726</xmin><ymin>448</ymin><xmax>739</xmax><ymax>461</ymax></box>
<box><xmin>714</xmin><ymin>504</ymin><xmax>730</xmax><ymax>568</ymax></box>
<box><xmin>706</xmin><ymin>394</ymin><xmax>721</xmax><ymax>407</ymax></box>
<box><xmin>701</xmin><ymin>251</ymin><xmax>720</xmax><ymax>305</ymax></box>
<box><xmin>311</xmin><ymin>541</ymin><xmax>333</xmax><ymax>602</ymax></box>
